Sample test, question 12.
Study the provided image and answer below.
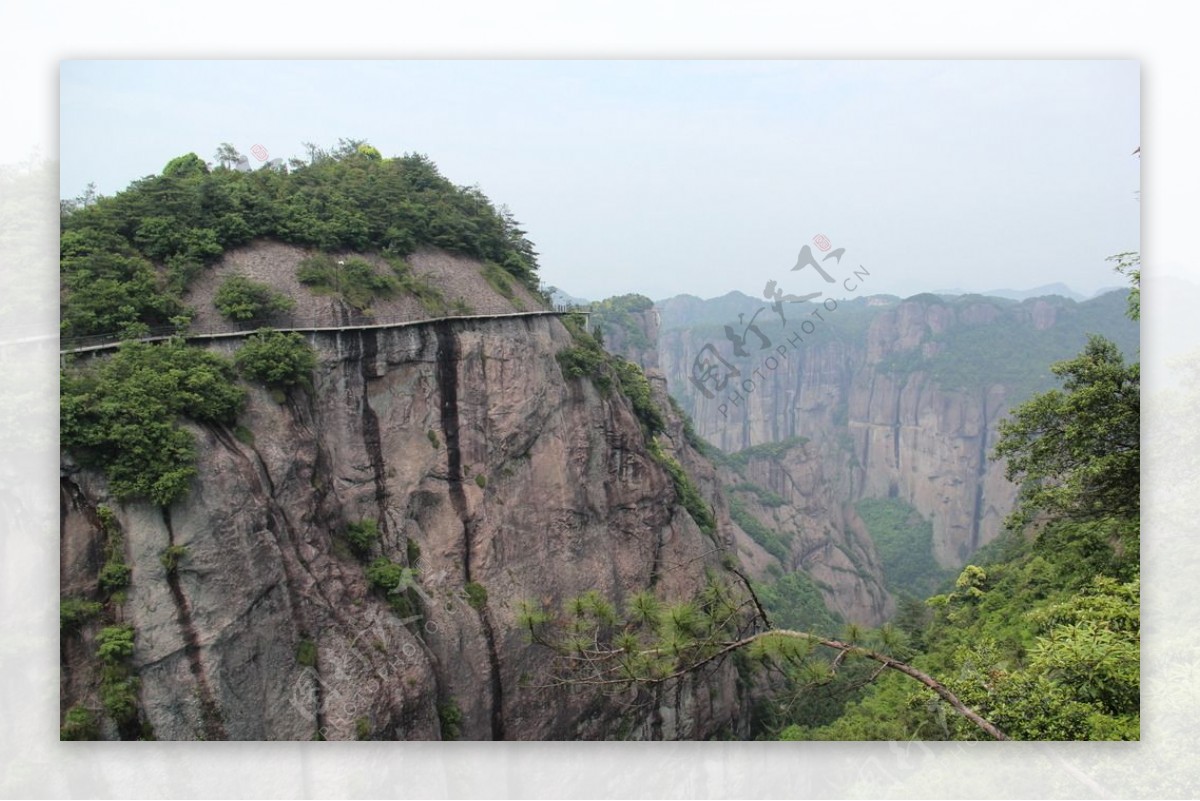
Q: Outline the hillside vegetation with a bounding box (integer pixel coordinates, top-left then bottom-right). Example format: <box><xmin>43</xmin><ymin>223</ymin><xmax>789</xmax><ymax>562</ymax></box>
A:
<box><xmin>610</xmin><ymin>270</ymin><xmax>1140</xmax><ymax>741</ymax></box>
<box><xmin>58</xmin><ymin>139</ymin><xmax>1140</xmax><ymax>742</ymax></box>
<box><xmin>779</xmin><ymin>275</ymin><xmax>1141</xmax><ymax>741</ymax></box>
<box><xmin>854</xmin><ymin>498</ymin><xmax>953</xmax><ymax>600</ymax></box>
<box><xmin>883</xmin><ymin>291</ymin><xmax>1139</xmax><ymax>396</ymax></box>
<box><xmin>60</xmin><ymin>139</ymin><xmax>541</xmax><ymax>338</ymax></box>
<box><xmin>590</xmin><ymin>293</ymin><xmax>655</xmax><ymax>350</ymax></box>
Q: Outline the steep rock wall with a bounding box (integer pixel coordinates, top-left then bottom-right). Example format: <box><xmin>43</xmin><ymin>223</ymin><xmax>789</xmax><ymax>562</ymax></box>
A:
<box><xmin>61</xmin><ymin>316</ymin><xmax>748</xmax><ymax>740</ymax></box>
<box><xmin>660</xmin><ymin>298</ymin><xmax>1027</xmax><ymax>568</ymax></box>
<box><xmin>717</xmin><ymin>444</ymin><xmax>894</xmax><ymax>626</ymax></box>
<box><xmin>645</xmin><ymin>371</ymin><xmax>891</xmax><ymax>626</ymax></box>
<box><xmin>600</xmin><ymin>308</ymin><xmax>661</xmax><ymax>370</ymax></box>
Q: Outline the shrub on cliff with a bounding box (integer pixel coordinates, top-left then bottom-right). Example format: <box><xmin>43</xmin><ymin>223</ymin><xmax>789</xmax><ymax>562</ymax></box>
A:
<box><xmin>556</xmin><ymin>338</ymin><xmax>611</xmax><ymax>394</ymax></box>
<box><xmin>612</xmin><ymin>358</ymin><xmax>665</xmax><ymax>436</ymax></box>
<box><xmin>296</xmin><ymin>255</ymin><xmax>400</xmax><ymax>312</ymax></box>
<box><xmin>235</xmin><ymin>329</ymin><xmax>317</xmax><ymax>389</ymax></box>
<box><xmin>345</xmin><ymin>519</ymin><xmax>379</xmax><ymax>558</ymax></box>
<box><xmin>214</xmin><ymin>274</ymin><xmax>295</xmax><ymax>321</ymax></box>
<box><xmin>60</xmin><ymin>706</ymin><xmax>99</xmax><ymax>741</ymax></box>
<box><xmin>61</xmin><ymin>341</ymin><xmax>245</xmax><ymax>506</ymax></box>
<box><xmin>648</xmin><ymin>436</ymin><xmax>715</xmax><ymax>536</ymax></box>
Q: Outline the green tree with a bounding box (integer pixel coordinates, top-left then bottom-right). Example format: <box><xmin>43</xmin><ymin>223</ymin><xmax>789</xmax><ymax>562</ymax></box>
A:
<box><xmin>356</xmin><ymin>143</ymin><xmax>382</xmax><ymax>160</ymax></box>
<box><xmin>162</xmin><ymin>152</ymin><xmax>209</xmax><ymax>179</ymax></box>
<box><xmin>332</xmin><ymin>138</ymin><xmax>369</xmax><ymax>159</ymax></box>
<box><xmin>96</xmin><ymin>624</ymin><xmax>142</xmax><ymax>734</ymax></box>
<box><xmin>993</xmin><ymin>255</ymin><xmax>1140</xmax><ymax>529</ymax></box>
<box><xmin>345</xmin><ymin>519</ymin><xmax>379</xmax><ymax>558</ymax></box>
<box><xmin>214</xmin><ymin>142</ymin><xmax>242</xmax><ymax>170</ymax></box>
<box><xmin>365</xmin><ymin>558</ymin><xmax>421</xmax><ymax>617</ymax></box>
<box><xmin>992</xmin><ymin>335</ymin><xmax>1139</xmax><ymax>528</ymax></box>
<box><xmin>60</xmin><ymin>706</ymin><xmax>100</xmax><ymax>740</ymax></box>
<box><xmin>214</xmin><ymin>274</ymin><xmax>295</xmax><ymax>321</ymax></box>
<box><xmin>234</xmin><ymin>329</ymin><xmax>317</xmax><ymax>389</ymax></box>
<box><xmin>752</xmin><ymin>571</ymin><xmax>841</xmax><ymax>634</ymax></box>
<box><xmin>61</xmin><ymin>340</ymin><xmax>246</xmax><ymax>506</ymax></box>
<box><xmin>60</xmin><ymin>598</ymin><xmax>104</xmax><ymax>631</ymax></box>
<box><xmin>61</xmin><ymin>140</ymin><xmax>546</xmax><ymax>340</ymax></box>
<box><xmin>519</xmin><ymin>580</ymin><xmax>1008</xmax><ymax>739</ymax></box>
<box><xmin>1107</xmin><ymin>251</ymin><xmax>1140</xmax><ymax>322</ymax></box>
<box><xmin>60</xmin><ymin>249</ymin><xmax>184</xmax><ymax>337</ymax></box>
<box><xmin>296</xmin><ymin>255</ymin><xmax>400</xmax><ymax>312</ymax></box>
<box><xmin>942</xmin><ymin>576</ymin><xmax>1140</xmax><ymax>740</ymax></box>
<box><xmin>524</xmin><ymin>263</ymin><xmax>1141</xmax><ymax>743</ymax></box>
<box><xmin>96</xmin><ymin>624</ymin><xmax>135</xmax><ymax>661</ymax></box>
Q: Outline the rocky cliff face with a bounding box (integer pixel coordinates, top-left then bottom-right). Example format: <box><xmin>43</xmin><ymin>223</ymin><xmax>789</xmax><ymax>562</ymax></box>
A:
<box><xmin>586</xmin><ymin>304</ymin><xmax>893</xmax><ymax>625</ymax></box>
<box><xmin>599</xmin><ymin>307</ymin><xmax>661</xmax><ymax>370</ymax></box>
<box><xmin>60</xmin><ymin>234</ymin><xmax>1134</xmax><ymax>739</ymax></box>
<box><xmin>61</xmin><ymin>306</ymin><xmax>748</xmax><ymax>740</ymax></box>
<box><xmin>717</xmin><ymin>443</ymin><xmax>894</xmax><ymax>626</ymax></box>
<box><xmin>657</xmin><ymin>295</ymin><xmax>1129</xmax><ymax>569</ymax></box>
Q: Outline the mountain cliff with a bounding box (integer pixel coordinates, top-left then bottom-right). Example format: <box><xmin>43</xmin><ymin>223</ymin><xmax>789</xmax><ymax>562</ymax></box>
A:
<box><xmin>657</xmin><ymin>290</ymin><xmax>1138</xmax><ymax>568</ymax></box>
<box><xmin>60</xmin><ymin>254</ymin><xmax>748</xmax><ymax>740</ymax></box>
<box><xmin>59</xmin><ymin>148</ymin><xmax>751</xmax><ymax>741</ymax></box>
<box><xmin>715</xmin><ymin>439</ymin><xmax>894</xmax><ymax>624</ymax></box>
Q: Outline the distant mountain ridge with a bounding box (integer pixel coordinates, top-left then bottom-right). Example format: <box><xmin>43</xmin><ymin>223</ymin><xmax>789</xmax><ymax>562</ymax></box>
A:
<box><xmin>548</xmin><ymin>287</ymin><xmax>591</xmax><ymax>307</ymax></box>
<box><xmin>653</xmin><ymin>287</ymin><xmax>1132</xmax><ymax>332</ymax></box>
<box><xmin>949</xmin><ymin>282</ymin><xmax>1084</xmax><ymax>301</ymax></box>
<box><xmin>934</xmin><ymin>283</ymin><xmax>1124</xmax><ymax>301</ymax></box>
<box><xmin>559</xmin><ymin>284</ymin><xmax>1117</xmax><ymax>316</ymax></box>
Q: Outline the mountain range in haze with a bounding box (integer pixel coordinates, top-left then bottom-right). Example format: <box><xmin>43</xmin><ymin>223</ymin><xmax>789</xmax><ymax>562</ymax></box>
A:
<box><xmin>931</xmin><ymin>282</ymin><xmax>1125</xmax><ymax>302</ymax></box>
<box><xmin>557</xmin><ymin>282</ymin><xmax>1126</xmax><ymax>310</ymax></box>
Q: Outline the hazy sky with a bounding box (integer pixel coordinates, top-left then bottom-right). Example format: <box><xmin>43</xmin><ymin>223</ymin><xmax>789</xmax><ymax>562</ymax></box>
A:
<box><xmin>60</xmin><ymin>60</ymin><xmax>1139</xmax><ymax>301</ymax></box>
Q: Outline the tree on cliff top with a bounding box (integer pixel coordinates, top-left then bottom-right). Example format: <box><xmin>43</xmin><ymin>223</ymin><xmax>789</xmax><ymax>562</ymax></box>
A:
<box><xmin>992</xmin><ymin>259</ymin><xmax>1140</xmax><ymax>530</ymax></box>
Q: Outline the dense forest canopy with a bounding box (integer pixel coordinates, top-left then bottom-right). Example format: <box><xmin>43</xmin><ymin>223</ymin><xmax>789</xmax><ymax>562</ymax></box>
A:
<box><xmin>59</xmin><ymin>139</ymin><xmax>541</xmax><ymax>338</ymax></box>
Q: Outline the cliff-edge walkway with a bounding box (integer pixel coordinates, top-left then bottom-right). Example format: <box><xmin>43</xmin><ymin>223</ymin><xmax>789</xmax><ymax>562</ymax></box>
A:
<box><xmin>60</xmin><ymin>308</ymin><xmax>590</xmax><ymax>356</ymax></box>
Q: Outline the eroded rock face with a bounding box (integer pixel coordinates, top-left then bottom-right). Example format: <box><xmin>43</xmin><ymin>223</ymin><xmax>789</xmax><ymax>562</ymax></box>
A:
<box><xmin>645</xmin><ymin>372</ymin><xmax>891</xmax><ymax>627</ymax></box>
<box><xmin>182</xmin><ymin>241</ymin><xmax>547</xmax><ymax>332</ymax></box>
<box><xmin>718</xmin><ymin>443</ymin><xmax>894</xmax><ymax>626</ymax></box>
<box><xmin>602</xmin><ymin>308</ymin><xmax>661</xmax><ymax>370</ymax></box>
<box><xmin>60</xmin><ymin>316</ymin><xmax>748</xmax><ymax>740</ymax></box>
<box><xmin>660</xmin><ymin>298</ymin><xmax>1023</xmax><ymax>569</ymax></box>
